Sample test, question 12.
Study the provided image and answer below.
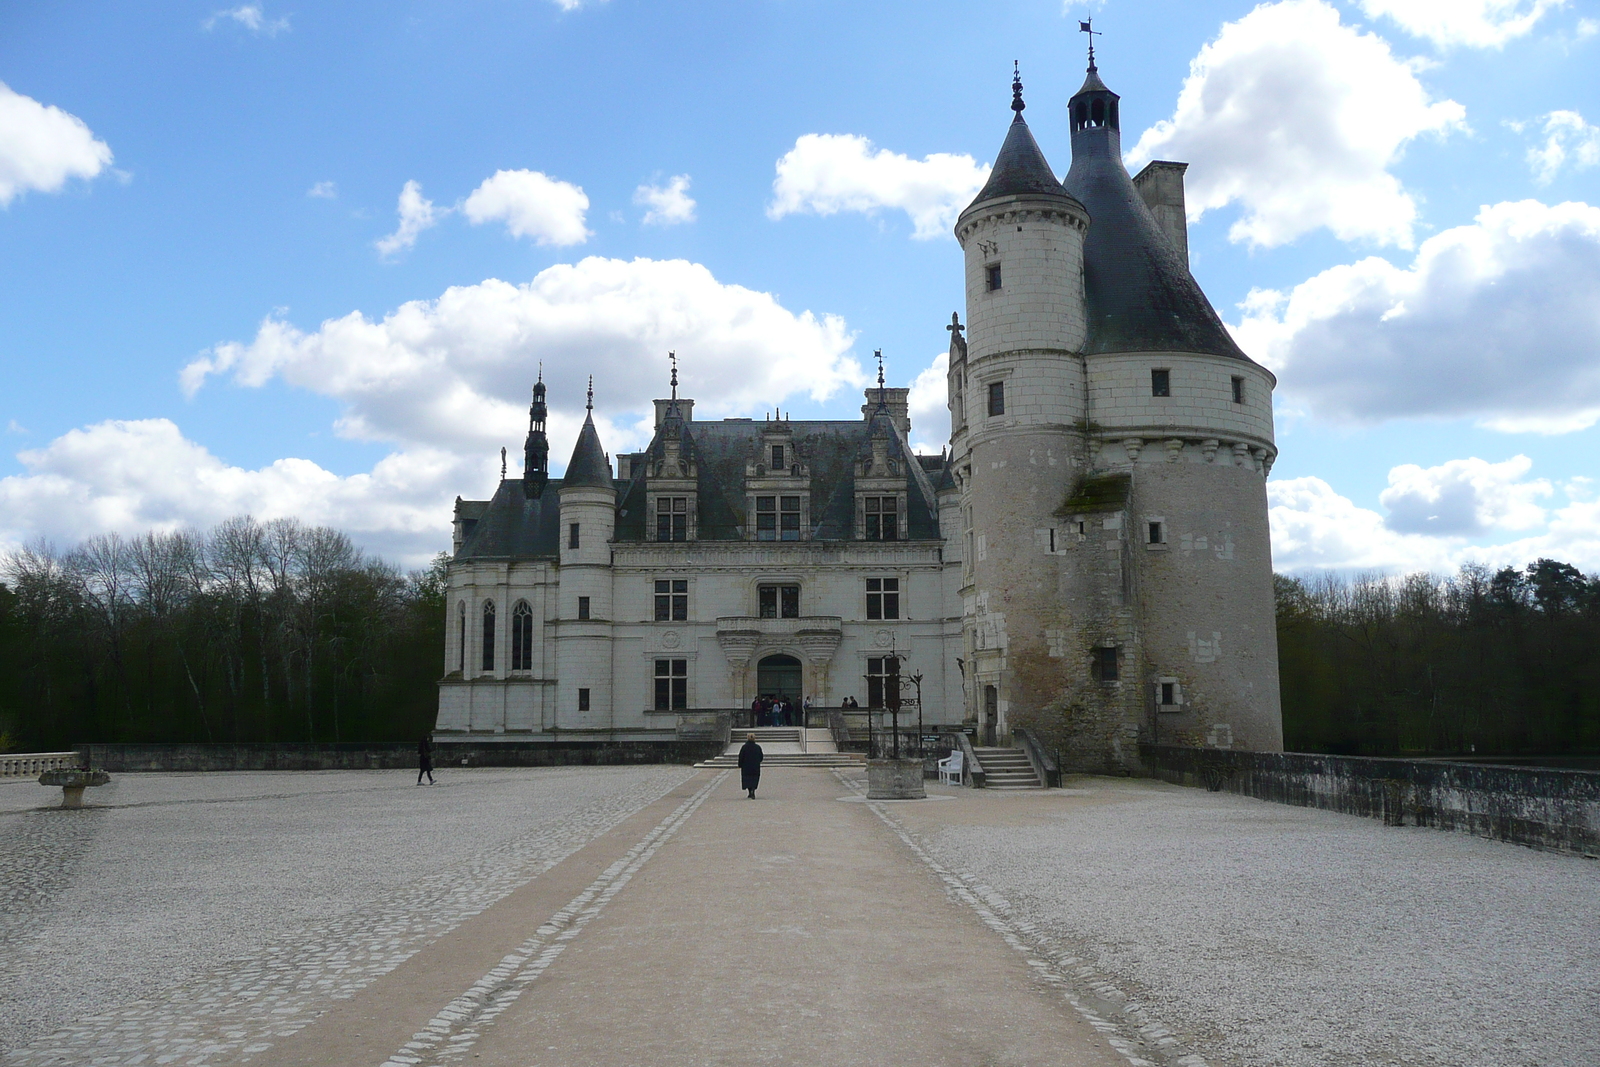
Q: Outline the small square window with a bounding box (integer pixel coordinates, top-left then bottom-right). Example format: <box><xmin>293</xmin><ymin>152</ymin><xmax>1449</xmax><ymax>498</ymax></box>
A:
<box><xmin>986</xmin><ymin>263</ymin><xmax>1002</xmax><ymax>291</ymax></box>
<box><xmin>1232</xmin><ymin>376</ymin><xmax>1245</xmax><ymax>404</ymax></box>
<box><xmin>568</xmin><ymin>522</ymin><xmax>580</xmax><ymax>549</ymax></box>
<box><xmin>1147</xmin><ymin>521</ymin><xmax>1165</xmax><ymax>545</ymax></box>
<box><xmin>578</xmin><ymin>687</ymin><xmax>591</xmax><ymax>711</ymax></box>
<box><xmin>1095</xmin><ymin>646</ymin><xmax>1119</xmax><ymax>682</ymax></box>
<box><xmin>1161</xmin><ymin>681</ymin><xmax>1177</xmax><ymax>705</ymax></box>
<box><xmin>988</xmin><ymin>381</ymin><xmax>1005</xmax><ymax>417</ymax></box>
<box><xmin>1151</xmin><ymin>369</ymin><xmax>1170</xmax><ymax>397</ymax></box>
<box><xmin>577</xmin><ymin>596</ymin><xmax>590</xmax><ymax>620</ymax></box>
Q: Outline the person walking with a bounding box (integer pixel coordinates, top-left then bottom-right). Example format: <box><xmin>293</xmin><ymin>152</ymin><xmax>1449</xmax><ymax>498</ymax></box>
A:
<box><xmin>417</xmin><ymin>735</ymin><xmax>435</xmax><ymax>785</ymax></box>
<box><xmin>737</xmin><ymin>732</ymin><xmax>764</xmax><ymax>799</ymax></box>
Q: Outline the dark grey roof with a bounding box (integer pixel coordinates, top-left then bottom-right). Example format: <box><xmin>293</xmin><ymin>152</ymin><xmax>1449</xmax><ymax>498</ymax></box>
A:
<box><xmin>614</xmin><ymin>415</ymin><xmax>946</xmax><ymax>543</ymax></box>
<box><xmin>564</xmin><ymin>414</ymin><xmax>614</xmax><ymax>488</ymax></box>
<box><xmin>1063</xmin><ymin>72</ymin><xmax>1249</xmax><ymax>361</ymax></box>
<box><xmin>1075</xmin><ymin>64</ymin><xmax>1113</xmax><ymax>97</ymax></box>
<box><xmin>456</xmin><ymin>479</ymin><xmax>564</xmax><ymax>559</ymax></box>
<box><xmin>967</xmin><ymin>117</ymin><xmax>1080</xmax><ymax>210</ymax></box>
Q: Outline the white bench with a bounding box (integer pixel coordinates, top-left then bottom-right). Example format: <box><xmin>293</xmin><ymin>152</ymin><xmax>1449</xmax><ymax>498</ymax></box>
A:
<box><xmin>937</xmin><ymin>750</ymin><xmax>964</xmax><ymax>786</ymax></box>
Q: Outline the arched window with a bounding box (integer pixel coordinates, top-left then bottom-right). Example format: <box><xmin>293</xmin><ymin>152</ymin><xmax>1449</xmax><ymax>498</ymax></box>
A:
<box><xmin>481</xmin><ymin>600</ymin><xmax>496</xmax><ymax>672</ymax></box>
<box><xmin>1091</xmin><ymin>99</ymin><xmax>1104</xmax><ymax>126</ymax></box>
<box><xmin>1108</xmin><ymin>100</ymin><xmax>1119</xmax><ymax>129</ymax></box>
<box><xmin>511</xmin><ymin>600</ymin><xmax>533</xmax><ymax>671</ymax></box>
<box><xmin>457</xmin><ymin>601</ymin><xmax>466</xmax><ymax>673</ymax></box>
<box><xmin>1075</xmin><ymin>102</ymin><xmax>1087</xmax><ymax>130</ymax></box>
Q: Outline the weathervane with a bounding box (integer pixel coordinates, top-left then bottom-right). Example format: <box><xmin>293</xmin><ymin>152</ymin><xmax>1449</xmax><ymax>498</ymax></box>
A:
<box><xmin>586</xmin><ymin>375</ymin><xmax>594</xmax><ymax>413</ymax></box>
<box><xmin>668</xmin><ymin>350</ymin><xmax>678</xmax><ymax>401</ymax></box>
<box><xmin>1079</xmin><ymin>16</ymin><xmax>1102</xmax><ymax>69</ymax></box>
<box><xmin>875</xmin><ymin>349</ymin><xmax>888</xmax><ymax>412</ymax></box>
<box><xmin>1012</xmin><ymin>61</ymin><xmax>1025</xmax><ymax>116</ymax></box>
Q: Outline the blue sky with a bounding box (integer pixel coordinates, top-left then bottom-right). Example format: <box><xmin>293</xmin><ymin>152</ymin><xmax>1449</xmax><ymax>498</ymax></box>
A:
<box><xmin>3</xmin><ymin>0</ymin><xmax>1598</xmax><ymax>571</ymax></box>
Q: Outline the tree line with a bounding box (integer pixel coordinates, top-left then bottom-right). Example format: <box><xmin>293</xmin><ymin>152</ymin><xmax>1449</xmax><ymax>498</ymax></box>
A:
<box><xmin>0</xmin><ymin>518</ymin><xmax>446</xmax><ymax>751</ymax></box>
<box><xmin>1276</xmin><ymin>559</ymin><xmax>1600</xmax><ymax>756</ymax></box>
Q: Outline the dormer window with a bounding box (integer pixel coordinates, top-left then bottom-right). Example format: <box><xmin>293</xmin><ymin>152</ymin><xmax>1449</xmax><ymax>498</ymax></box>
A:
<box><xmin>771</xmin><ymin>444</ymin><xmax>785</xmax><ymax>470</ymax></box>
<box><xmin>656</xmin><ymin>497</ymin><xmax>688</xmax><ymax>542</ymax></box>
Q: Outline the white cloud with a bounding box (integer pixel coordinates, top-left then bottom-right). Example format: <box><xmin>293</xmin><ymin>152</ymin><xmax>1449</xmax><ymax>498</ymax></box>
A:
<box><xmin>202</xmin><ymin>4</ymin><xmax>290</xmax><ymax>36</ymax></box>
<box><xmin>633</xmin><ymin>174</ymin><xmax>696</xmax><ymax>226</ymax></box>
<box><xmin>1270</xmin><ymin>473</ymin><xmax>1600</xmax><ymax>572</ymax></box>
<box><xmin>0</xmin><ymin>419</ymin><xmax>469</xmax><ymax>565</ymax></box>
<box><xmin>768</xmin><ymin>134</ymin><xmax>991</xmax><ymax>240</ymax></box>
<box><xmin>907</xmin><ymin>351</ymin><xmax>949</xmax><ymax>454</ymax></box>
<box><xmin>462</xmin><ymin>169</ymin><xmax>590</xmax><ymax>246</ymax></box>
<box><xmin>6</xmin><ymin>420</ymin><xmax>27</xmax><ymax>435</ymax></box>
<box><xmin>375</xmin><ymin>180</ymin><xmax>443</xmax><ymax>258</ymax></box>
<box><xmin>1525</xmin><ymin>110</ymin><xmax>1600</xmax><ymax>184</ymax></box>
<box><xmin>1378</xmin><ymin>455</ymin><xmax>1551</xmax><ymax>535</ymax></box>
<box><xmin>1579</xmin><ymin>17</ymin><xmax>1599</xmax><ymax>38</ymax></box>
<box><xmin>1356</xmin><ymin>0</ymin><xmax>1565</xmax><ymax>49</ymax></box>
<box><xmin>1233</xmin><ymin>199</ymin><xmax>1600</xmax><ymax>430</ymax></box>
<box><xmin>307</xmin><ymin>180</ymin><xmax>338</xmax><ymax>199</ymax></box>
<box><xmin>1127</xmin><ymin>0</ymin><xmax>1465</xmax><ymax>249</ymax></box>
<box><xmin>181</xmin><ymin>256</ymin><xmax>863</xmax><ymax>457</ymax></box>
<box><xmin>0</xmin><ymin>81</ymin><xmax>113</xmax><ymax>207</ymax></box>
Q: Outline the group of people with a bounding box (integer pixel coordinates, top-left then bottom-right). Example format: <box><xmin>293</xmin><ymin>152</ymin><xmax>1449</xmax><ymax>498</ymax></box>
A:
<box><xmin>749</xmin><ymin>694</ymin><xmax>800</xmax><ymax>727</ymax></box>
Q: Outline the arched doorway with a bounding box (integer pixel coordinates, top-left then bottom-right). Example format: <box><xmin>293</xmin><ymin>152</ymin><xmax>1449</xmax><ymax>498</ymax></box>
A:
<box><xmin>756</xmin><ymin>654</ymin><xmax>802</xmax><ymax>704</ymax></box>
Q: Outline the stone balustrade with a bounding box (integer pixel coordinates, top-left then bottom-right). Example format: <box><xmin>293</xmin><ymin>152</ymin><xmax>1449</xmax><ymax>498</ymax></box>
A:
<box><xmin>1</xmin><ymin>752</ymin><xmax>79</xmax><ymax>778</ymax></box>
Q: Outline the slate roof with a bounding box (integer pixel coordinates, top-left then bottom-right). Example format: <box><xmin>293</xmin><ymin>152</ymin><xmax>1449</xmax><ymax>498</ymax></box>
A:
<box><xmin>968</xmin><ymin>115</ymin><xmax>1081</xmax><ymax>208</ymax></box>
<box><xmin>455</xmin><ymin>478</ymin><xmax>566</xmax><ymax>560</ymax></box>
<box><xmin>1063</xmin><ymin>68</ymin><xmax>1249</xmax><ymax>361</ymax></box>
<box><xmin>564</xmin><ymin>414</ymin><xmax>614</xmax><ymax>488</ymax></box>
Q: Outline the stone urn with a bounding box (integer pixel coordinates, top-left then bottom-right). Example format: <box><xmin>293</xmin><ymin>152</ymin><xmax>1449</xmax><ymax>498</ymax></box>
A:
<box><xmin>40</xmin><ymin>768</ymin><xmax>111</xmax><ymax>809</ymax></box>
<box><xmin>866</xmin><ymin>758</ymin><xmax>926</xmax><ymax>800</ymax></box>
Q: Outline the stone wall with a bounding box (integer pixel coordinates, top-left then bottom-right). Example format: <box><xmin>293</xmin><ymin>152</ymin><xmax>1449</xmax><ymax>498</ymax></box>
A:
<box><xmin>80</xmin><ymin>739</ymin><xmax>715</xmax><ymax>773</ymax></box>
<box><xmin>1140</xmin><ymin>743</ymin><xmax>1600</xmax><ymax>855</ymax></box>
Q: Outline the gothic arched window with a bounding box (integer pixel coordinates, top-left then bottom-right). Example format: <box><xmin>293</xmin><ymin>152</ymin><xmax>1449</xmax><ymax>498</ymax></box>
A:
<box><xmin>481</xmin><ymin>600</ymin><xmax>496</xmax><ymax>672</ymax></box>
<box><xmin>457</xmin><ymin>601</ymin><xmax>466</xmax><ymax>673</ymax></box>
<box><xmin>511</xmin><ymin>600</ymin><xmax>533</xmax><ymax>671</ymax></box>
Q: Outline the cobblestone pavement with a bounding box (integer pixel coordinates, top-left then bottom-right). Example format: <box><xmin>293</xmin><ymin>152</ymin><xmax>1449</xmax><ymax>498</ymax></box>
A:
<box><xmin>884</xmin><ymin>775</ymin><xmax>1600</xmax><ymax>1067</ymax></box>
<box><xmin>0</xmin><ymin>766</ymin><xmax>694</xmax><ymax>1063</ymax></box>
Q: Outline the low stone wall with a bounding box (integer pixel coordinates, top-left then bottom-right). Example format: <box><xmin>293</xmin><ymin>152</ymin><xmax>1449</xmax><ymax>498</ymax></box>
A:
<box><xmin>1139</xmin><ymin>744</ymin><xmax>1600</xmax><ymax>856</ymax></box>
<box><xmin>1</xmin><ymin>752</ymin><xmax>80</xmax><ymax>777</ymax></box>
<box><xmin>80</xmin><ymin>739</ymin><xmax>712</xmax><ymax>773</ymax></box>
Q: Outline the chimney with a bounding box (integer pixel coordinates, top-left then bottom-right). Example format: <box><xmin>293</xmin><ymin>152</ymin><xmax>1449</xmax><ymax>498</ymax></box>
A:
<box><xmin>861</xmin><ymin>387</ymin><xmax>911</xmax><ymax>436</ymax></box>
<box><xmin>1132</xmin><ymin>160</ymin><xmax>1189</xmax><ymax>267</ymax></box>
<box><xmin>652</xmin><ymin>397</ymin><xmax>694</xmax><ymax>428</ymax></box>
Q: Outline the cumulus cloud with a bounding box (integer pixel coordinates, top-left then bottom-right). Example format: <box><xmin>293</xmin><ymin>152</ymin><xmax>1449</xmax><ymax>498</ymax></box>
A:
<box><xmin>633</xmin><ymin>174</ymin><xmax>696</xmax><ymax>226</ymax></box>
<box><xmin>0</xmin><ymin>419</ymin><xmax>471</xmax><ymax>565</ymax></box>
<box><xmin>1269</xmin><ymin>473</ymin><xmax>1600</xmax><ymax>572</ymax></box>
<box><xmin>462</xmin><ymin>169</ymin><xmax>590</xmax><ymax>246</ymax></box>
<box><xmin>202</xmin><ymin>4</ymin><xmax>290</xmax><ymax>36</ymax></box>
<box><xmin>1127</xmin><ymin>0</ymin><xmax>1465</xmax><ymax>249</ymax></box>
<box><xmin>1379</xmin><ymin>455</ymin><xmax>1551</xmax><ymax>535</ymax></box>
<box><xmin>1233</xmin><ymin>199</ymin><xmax>1600</xmax><ymax>431</ymax></box>
<box><xmin>907</xmin><ymin>351</ymin><xmax>950</xmax><ymax>454</ymax></box>
<box><xmin>181</xmin><ymin>256</ymin><xmax>863</xmax><ymax>455</ymax></box>
<box><xmin>307</xmin><ymin>180</ymin><xmax>337</xmax><ymax>199</ymax></box>
<box><xmin>1356</xmin><ymin>0</ymin><xmax>1565</xmax><ymax>49</ymax></box>
<box><xmin>0</xmin><ymin>81</ymin><xmax>114</xmax><ymax>207</ymax></box>
<box><xmin>1524</xmin><ymin>110</ymin><xmax>1600</xmax><ymax>184</ymax></box>
<box><xmin>375</xmin><ymin>180</ymin><xmax>443</xmax><ymax>257</ymax></box>
<box><xmin>768</xmin><ymin>134</ymin><xmax>991</xmax><ymax>240</ymax></box>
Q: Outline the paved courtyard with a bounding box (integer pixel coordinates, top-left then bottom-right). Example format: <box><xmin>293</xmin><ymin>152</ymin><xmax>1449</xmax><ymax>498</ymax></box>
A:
<box><xmin>1</xmin><ymin>766</ymin><xmax>1596</xmax><ymax>1067</ymax></box>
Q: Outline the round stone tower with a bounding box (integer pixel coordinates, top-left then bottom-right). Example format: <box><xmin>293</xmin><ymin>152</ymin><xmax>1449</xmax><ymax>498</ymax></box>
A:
<box><xmin>556</xmin><ymin>380</ymin><xmax>617</xmax><ymax>723</ymax></box>
<box><xmin>952</xmin><ymin>68</ymin><xmax>1091</xmax><ymax>749</ymax></box>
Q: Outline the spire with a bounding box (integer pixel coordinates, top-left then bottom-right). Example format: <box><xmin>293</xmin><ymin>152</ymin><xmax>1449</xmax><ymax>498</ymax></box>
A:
<box><xmin>963</xmin><ymin>64</ymin><xmax>1077</xmax><ymax>212</ymax></box>
<box><xmin>565</xmin><ymin>381</ymin><xmax>614</xmax><ymax>489</ymax></box>
<box><xmin>875</xmin><ymin>349</ymin><xmax>887</xmax><ymax>413</ymax></box>
<box><xmin>521</xmin><ymin>365</ymin><xmax>550</xmax><ymax>499</ymax></box>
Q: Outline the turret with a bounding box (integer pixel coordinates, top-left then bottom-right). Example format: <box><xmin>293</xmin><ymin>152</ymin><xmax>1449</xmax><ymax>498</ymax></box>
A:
<box><xmin>523</xmin><ymin>371</ymin><xmax>549</xmax><ymax>499</ymax></box>
<box><xmin>556</xmin><ymin>377</ymin><xmax>616</xmax><ymax>724</ymax></box>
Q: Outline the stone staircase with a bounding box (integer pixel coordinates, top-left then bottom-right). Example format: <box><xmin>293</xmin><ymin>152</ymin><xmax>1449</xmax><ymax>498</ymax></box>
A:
<box><xmin>972</xmin><ymin>747</ymin><xmax>1042</xmax><ymax>789</ymax></box>
<box><xmin>697</xmin><ymin>728</ymin><xmax>867</xmax><ymax>769</ymax></box>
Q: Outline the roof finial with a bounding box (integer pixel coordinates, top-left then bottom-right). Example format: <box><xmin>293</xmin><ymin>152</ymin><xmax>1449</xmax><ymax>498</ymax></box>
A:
<box><xmin>1011</xmin><ymin>61</ymin><xmax>1025</xmax><ymax>118</ymax></box>
<box><xmin>875</xmin><ymin>349</ymin><xmax>887</xmax><ymax>412</ymax></box>
<box><xmin>668</xmin><ymin>350</ymin><xmax>678</xmax><ymax>401</ymax></box>
<box><xmin>500</xmin><ymin>446</ymin><xmax>507</xmax><ymax>480</ymax></box>
<box><xmin>1079</xmin><ymin>17</ymin><xmax>1101</xmax><ymax>71</ymax></box>
<box><xmin>586</xmin><ymin>375</ymin><xmax>594</xmax><ymax>413</ymax></box>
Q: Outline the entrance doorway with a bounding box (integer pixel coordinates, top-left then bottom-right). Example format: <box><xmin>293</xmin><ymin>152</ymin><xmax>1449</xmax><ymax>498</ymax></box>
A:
<box><xmin>757</xmin><ymin>654</ymin><xmax>803</xmax><ymax>705</ymax></box>
<box><xmin>982</xmin><ymin>684</ymin><xmax>998</xmax><ymax>747</ymax></box>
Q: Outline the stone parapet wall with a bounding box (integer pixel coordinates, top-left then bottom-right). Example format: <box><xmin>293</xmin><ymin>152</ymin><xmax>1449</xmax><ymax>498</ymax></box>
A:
<box><xmin>1140</xmin><ymin>743</ymin><xmax>1600</xmax><ymax>855</ymax></box>
<box><xmin>79</xmin><ymin>739</ymin><xmax>713</xmax><ymax>773</ymax></box>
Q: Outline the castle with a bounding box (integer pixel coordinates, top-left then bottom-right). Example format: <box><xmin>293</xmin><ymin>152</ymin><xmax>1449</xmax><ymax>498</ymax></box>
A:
<box><xmin>433</xmin><ymin>55</ymin><xmax>1284</xmax><ymax>771</ymax></box>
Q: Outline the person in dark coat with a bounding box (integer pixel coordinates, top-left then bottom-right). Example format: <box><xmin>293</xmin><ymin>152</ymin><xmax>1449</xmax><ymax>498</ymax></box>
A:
<box><xmin>418</xmin><ymin>736</ymin><xmax>435</xmax><ymax>785</ymax></box>
<box><xmin>737</xmin><ymin>733</ymin><xmax>763</xmax><ymax>799</ymax></box>
<box><xmin>750</xmin><ymin>696</ymin><xmax>763</xmax><ymax>730</ymax></box>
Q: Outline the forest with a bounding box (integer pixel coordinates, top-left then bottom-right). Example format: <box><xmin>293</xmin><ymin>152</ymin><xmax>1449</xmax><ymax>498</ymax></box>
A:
<box><xmin>0</xmin><ymin>518</ymin><xmax>446</xmax><ymax>751</ymax></box>
<box><xmin>1</xmin><ymin>517</ymin><xmax>1597</xmax><ymax>756</ymax></box>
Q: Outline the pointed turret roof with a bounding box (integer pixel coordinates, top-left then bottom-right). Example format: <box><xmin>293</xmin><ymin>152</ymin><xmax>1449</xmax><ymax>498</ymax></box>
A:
<box><xmin>966</xmin><ymin>66</ymin><xmax>1081</xmax><ymax>211</ymax></box>
<box><xmin>1063</xmin><ymin>62</ymin><xmax>1248</xmax><ymax>361</ymax></box>
<box><xmin>564</xmin><ymin>414</ymin><xmax>613</xmax><ymax>488</ymax></box>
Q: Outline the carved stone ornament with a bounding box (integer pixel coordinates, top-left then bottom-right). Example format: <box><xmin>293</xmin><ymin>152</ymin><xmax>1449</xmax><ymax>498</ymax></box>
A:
<box><xmin>796</xmin><ymin>629</ymin><xmax>842</xmax><ymax>665</ymax></box>
<box><xmin>716</xmin><ymin>630</ymin><xmax>759</xmax><ymax>669</ymax></box>
<box><xmin>661</xmin><ymin>630</ymin><xmax>681</xmax><ymax>650</ymax></box>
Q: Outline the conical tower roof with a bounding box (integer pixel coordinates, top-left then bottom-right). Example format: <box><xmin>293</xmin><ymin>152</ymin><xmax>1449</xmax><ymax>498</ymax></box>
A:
<box><xmin>1063</xmin><ymin>64</ymin><xmax>1248</xmax><ymax>360</ymax></box>
<box><xmin>965</xmin><ymin>66</ymin><xmax>1082</xmax><ymax>213</ymax></box>
<box><xmin>564</xmin><ymin>414</ymin><xmax>613</xmax><ymax>487</ymax></box>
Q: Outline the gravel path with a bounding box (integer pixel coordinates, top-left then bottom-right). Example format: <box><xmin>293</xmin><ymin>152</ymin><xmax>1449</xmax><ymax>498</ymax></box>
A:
<box><xmin>891</xmin><ymin>776</ymin><xmax>1600</xmax><ymax>1067</ymax></box>
<box><xmin>0</xmin><ymin>766</ymin><xmax>694</xmax><ymax>1060</ymax></box>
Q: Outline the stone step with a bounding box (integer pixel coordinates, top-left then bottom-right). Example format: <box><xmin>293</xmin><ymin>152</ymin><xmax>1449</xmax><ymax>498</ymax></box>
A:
<box><xmin>696</xmin><ymin>754</ymin><xmax>866</xmax><ymax>768</ymax></box>
<box><xmin>970</xmin><ymin>747</ymin><xmax>1042</xmax><ymax>788</ymax></box>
